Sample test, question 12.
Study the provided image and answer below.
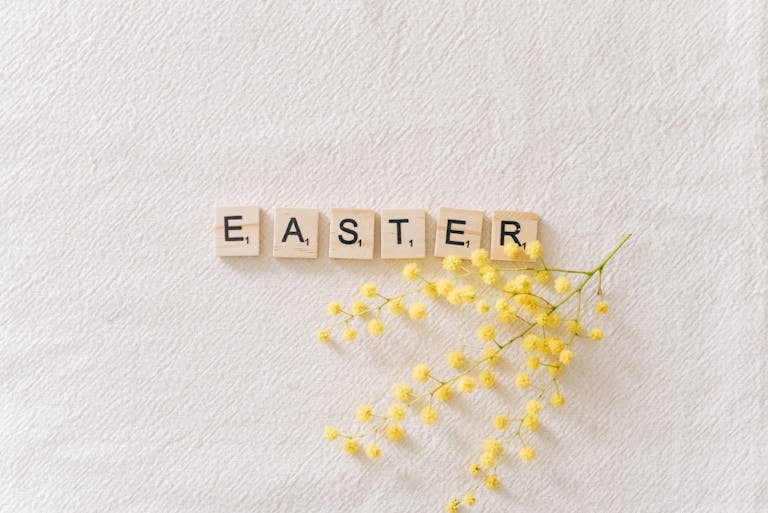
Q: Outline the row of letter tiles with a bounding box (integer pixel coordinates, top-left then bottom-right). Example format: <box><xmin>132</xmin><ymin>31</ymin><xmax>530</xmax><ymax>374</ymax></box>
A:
<box><xmin>214</xmin><ymin>207</ymin><xmax>538</xmax><ymax>260</ymax></box>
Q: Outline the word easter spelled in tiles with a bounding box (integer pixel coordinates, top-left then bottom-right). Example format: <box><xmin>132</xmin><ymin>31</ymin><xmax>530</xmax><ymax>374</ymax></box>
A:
<box><xmin>214</xmin><ymin>206</ymin><xmax>539</xmax><ymax>261</ymax></box>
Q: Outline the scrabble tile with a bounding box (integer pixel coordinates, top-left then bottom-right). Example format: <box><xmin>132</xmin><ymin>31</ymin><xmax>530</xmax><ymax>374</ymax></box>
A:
<box><xmin>380</xmin><ymin>209</ymin><xmax>426</xmax><ymax>259</ymax></box>
<box><xmin>434</xmin><ymin>207</ymin><xmax>483</xmax><ymax>258</ymax></box>
<box><xmin>214</xmin><ymin>206</ymin><xmax>260</xmax><ymax>256</ymax></box>
<box><xmin>490</xmin><ymin>211</ymin><xmax>539</xmax><ymax>261</ymax></box>
<box><xmin>329</xmin><ymin>209</ymin><xmax>375</xmax><ymax>259</ymax></box>
<box><xmin>273</xmin><ymin>208</ymin><xmax>319</xmax><ymax>258</ymax></box>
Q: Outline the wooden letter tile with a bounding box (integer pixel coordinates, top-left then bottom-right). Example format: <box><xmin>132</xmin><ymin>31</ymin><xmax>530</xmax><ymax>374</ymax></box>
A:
<box><xmin>273</xmin><ymin>208</ymin><xmax>319</xmax><ymax>258</ymax></box>
<box><xmin>434</xmin><ymin>207</ymin><xmax>483</xmax><ymax>258</ymax></box>
<box><xmin>490</xmin><ymin>211</ymin><xmax>539</xmax><ymax>261</ymax></box>
<box><xmin>214</xmin><ymin>206</ymin><xmax>260</xmax><ymax>256</ymax></box>
<box><xmin>329</xmin><ymin>209</ymin><xmax>375</xmax><ymax>259</ymax></box>
<box><xmin>380</xmin><ymin>209</ymin><xmax>425</xmax><ymax>259</ymax></box>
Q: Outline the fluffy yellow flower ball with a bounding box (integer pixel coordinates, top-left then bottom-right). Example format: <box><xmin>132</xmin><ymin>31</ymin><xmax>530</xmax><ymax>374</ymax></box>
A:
<box><xmin>355</xmin><ymin>404</ymin><xmax>373</xmax><ymax>423</ymax></box>
<box><xmin>477</xmin><ymin>324</ymin><xmax>495</xmax><ymax>342</ymax></box>
<box><xmin>567</xmin><ymin>319</ymin><xmax>583</xmax><ymax>336</ymax></box>
<box><xmin>457</xmin><ymin>375</ymin><xmax>476</xmax><ymax>394</ymax></box>
<box><xmin>367</xmin><ymin>318</ymin><xmax>385</xmax><ymax>336</ymax></box>
<box><xmin>436</xmin><ymin>278</ymin><xmax>455</xmax><ymax>296</ymax></box>
<box><xmin>475</xmin><ymin>300</ymin><xmax>490</xmax><ymax>314</ymax></box>
<box><xmin>493</xmin><ymin>415</ymin><xmax>508</xmax><ymax>430</ymax></box>
<box><xmin>559</xmin><ymin>349</ymin><xmax>574</xmax><ymax>364</ymax></box>
<box><xmin>420</xmin><ymin>405</ymin><xmax>438</xmax><ymax>424</ymax></box>
<box><xmin>365</xmin><ymin>443</ymin><xmax>381</xmax><ymax>460</ymax></box>
<box><xmin>497</xmin><ymin>307</ymin><xmax>517</xmax><ymax>324</ymax></box>
<box><xmin>515</xmin><ymin>294</ymin><xmax>537</xmax><ymax>313</ymax></box>
<box><xmin>388</xmin><ymin>403</ymin><xmax>407</xmax><ymax>422</ymax></box>
<box><xmin>446</xmin><ymin>351</ymin><xmax>466</xmax><ymax>369</ymax></box>
<box><xmin>536</xmin><ymin>312</ymin><xmax>561</xmax><ymax>328</ymax></box>
<box><xmin>384</xmin><ymin>424</ymin><xmax>405</xmax><ymax>441</ymax></box>
<box><xmin>503</xmin><ymin>241</ymin><xmax>523</xmax><ymax>258</ymax></box>
<box><xmin>343</xmin><ymin>438</ymin><xmax>359</xmax><ymax>454</ymax></box>
<box><xmin>412</xmin><ymin>363</ymin><xmax>430</xmax><ymax>382</ymax></box>
<box><xmin>316</xmin><ymin>329</ymin><xmax>330</xmax><ymax>342</ymax></box>
<box><xmin>596</xmin><ymin>300</ymin><xmax>609</xmax><ymax>314</ymax></box>
<box><xmin>550</xmin><ymin>392</ymin><xmax>565</xmax><ymax>408</ymax></box>
<box><xmin>423</xmin><ymin>282</ymin><xmax>439</xmax><ymax>298</ymax></box>
<box><xmin>447</xmin><ymin>291</ymin><xmax>462</xmax><ymax>305</ymax></box>
<box><xmin>535</xmin><ymin>270</ymin><xmax>550</xmax><ymax>284</ymax></box>
<box><xmin>554</xmin><ymin>276</ymin><xmax>571</xmax><ymax>294</ymax></box>
<box><xmin>326</xmin><ymin>302</ymin><xmax>342</xmax><ymax>316</ymax></box>
<box><xmin>342</xmin><ymin>327</ymin><xmax>357</xmax><ymax>342</ymax></box>
<box><xmin>434</xmin><ymin>383</ymin><xmax>452</xmax><ymax>402</ymax></box>
<box><xmin>402</xmin><ymin>263</ymin><xmax>420</xmax><ymax>281</ymax></box>
<box><xmin>485</xmin><ymin>474</ymin><xmax>500</xmax><ymax>490</ymax></box>
<box><xmin>324</xmin><ymin>426</ymin><xmax>339</xmax><ymax>441</ymax></box>
<box><xmin>463</xmin><ymin>493</ymin><xmax>476</xmax><ymax>506</ymax></box>
<box><xmin>442</xmin><ymin>255</ymin><xmax>463</xmax><ymax>272</ymax></box>
<box><xmin>458</xmin><ymin>285</ymin><xmax>476</xmax><ymax>303</ymax></box>
<box><xmin>525</xmin><ymin>240</ymin><xmax>543</xmax><ymax>259</ymax></box>
<box><xmin>525</xmin><ymin>355</ymin><xmax>540</xmax><ymax>370</ymax></box>
<box><xmin>470</xmin><ymin>248</ymin><xmax>489</xmax><ymax>267</ymax></box>
<box><xmin>590</xmin><ymin>328</ymin><xmax>604</xmax><ymax>341</ymax></box>
<box><xmin>408</xmin><ymin>302</ymin><xmax>427</xmax><ymax>320</ymax></box>
<box><xmin>360</xmin><ymin>282</ymin><xmax>377</xmax><ymax>298</ymax></box>
<box><xmin>547</xmin><ymin>337</ymin><xmax>565</xmax><ymax>354</ymax></box>
<box><xmin>522</xmin><ymin>334</ymin><xmax>540</xmax><ymax>352</ymax></box>
<box><xmin>526</xmin><ymin>400</ymin><xmax>541</xmax><ymax>415</ymax></box>
<box><xmin>387</xmin><ymin>296</ymin><xmax>404</xmax><ymax>315</ymax></box>
<box><xmin>514</xmin><ymin>372</ymin><xmax>531</xmax><ymax>389</ymax></box>
<box><xmin>522</xmin><ymin>413</ymin><xmax>539</xmax><ymax>432</ymax></box>
<box><xmin>483</xmin><ymin>438</ymin><xmax>503</xmax><ymax>456</ymax></box>
<box><xmin>479</xmin><ymin>369</ymin><xmax>496</xmax><ymax>389</ymax></box>
<box><xmin>479</xmin><ymin>265</ymin><xmax>499</xmax><ymax>285</ymax></box>
<box><xmin>350</xmin><ymin>300</ymin><xmax>368</xmax><ymax>316</ymax></box>
<box><xmin>393</xmin><ymin>383</ymin><xmax>414</xmax><ymax>402</ymax></box>
<box><xmin>504</xmin><ymin>274</ymin><xmax>531</xmax><ymax>295</ymax></box>
<box><xmin>468</xmin><ymin>463</ymin><xmax>481</xmax><ymax>475</ymax></box>
<box><xmin>519</xmin><ymin>445</ymin><xmax>536</xmax><ymax>462</ymax></box>
<box><xmin>479</xmin><ymin>452</ymin><xmax>495</xmax><ymax>468</ymax></box>
<box><xmin>446</xmin><ymin>498</ymin><xmax>460</xmax><ymax>513</ymax></box>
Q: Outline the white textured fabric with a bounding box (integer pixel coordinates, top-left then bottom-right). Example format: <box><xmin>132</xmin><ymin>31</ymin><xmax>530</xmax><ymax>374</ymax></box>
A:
<box><xmin>1</xmin><ymin>2</ymin><xmax>765</xmax><ymax>512</ymax></box>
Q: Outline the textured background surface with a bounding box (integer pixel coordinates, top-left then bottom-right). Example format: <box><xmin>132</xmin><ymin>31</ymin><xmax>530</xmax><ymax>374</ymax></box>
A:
<box><xmin>1</xmin><ymin>2</ymin><xmax>766</xmax><ymax>512</ymax></box>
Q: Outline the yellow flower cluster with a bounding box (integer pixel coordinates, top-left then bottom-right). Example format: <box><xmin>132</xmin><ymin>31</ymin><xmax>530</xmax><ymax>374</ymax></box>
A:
<box><xmin>315</xmin><ymin>267</ymin><xmax>432</xmax><ymax>344</ymax></box>
<box><xmin>318</xmin><ymin>234</ymin><xmax>631</xmax><ymax>510</ymax></box>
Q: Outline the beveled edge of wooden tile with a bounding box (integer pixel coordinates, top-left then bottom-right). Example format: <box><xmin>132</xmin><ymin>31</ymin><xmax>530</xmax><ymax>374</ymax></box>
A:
<box><xmin>275</xmin><ymin>206</ymin><xmax>319</xmax><ymax>215</ymax></box>
<box><xmin>437</xmin><ymin>206</ymin><xmax>485</xmax><ymax>217</ymax></box>
<box><xmin>330</xmin><ymin>208</ymin><xmax>376</xmax><ymax>216</ymax></box>
<box><xmin>381</xmin><ymin>207</ymin><xmax>425</xmax><ymax>214</ymax></box>
<box><xmin>492</xmin><ymin>210</ymin><xmax>540</xmax><ymax>220</ymax></box>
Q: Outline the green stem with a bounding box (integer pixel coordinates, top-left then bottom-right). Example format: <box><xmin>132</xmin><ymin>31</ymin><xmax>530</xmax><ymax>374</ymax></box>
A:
<box><xmin>592</xmin><ymin>233</ymin><xmax>632</xmax><ymax>273</ymax></box>
<box><xmin>504</xmin><ymin>234</ymin><xmax>631</xmax><ymax>347</ymax></box>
